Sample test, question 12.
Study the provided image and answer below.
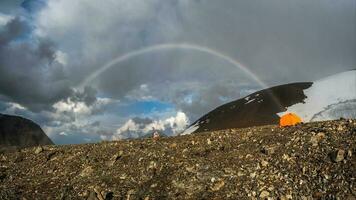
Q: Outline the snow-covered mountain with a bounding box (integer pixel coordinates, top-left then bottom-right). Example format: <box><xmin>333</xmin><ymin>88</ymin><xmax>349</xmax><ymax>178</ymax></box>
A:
<box><xmin>278</xmin><ymin>70</ymin><xmax>356</xmax><ymax>121</ymax></box>
<box><xmin>182</xmin><ymin>70</ymin><xmax>356</xmax><ymax>135</ymax></box>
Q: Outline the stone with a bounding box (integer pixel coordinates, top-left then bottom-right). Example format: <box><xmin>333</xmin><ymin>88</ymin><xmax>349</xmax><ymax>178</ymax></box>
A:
<box><xmin>259</xmin><ymin>190</ymin><xmax>270</xmax><ymax>198</ymax></box>
<box><xmin>347</xmin><ymin>150</ymin><xmax>352</xmax><ymax>158</ymax></box>
<box><xmin>169</xmin><ymin>143</ymin><xmax>177</xmax><ymax>148</ymax></box>
<box><xmin>337</xmin><ymin>125</ymin><xmax>344</xmax><ymax>131</ymax></box>
<box><xmin>261</xmin><ymin>160</ymin><xmax>269</xmax><ymax>167</ymax></box>
<box><xmin>80</xmin><ymin>166</ymin><xmax>94</xmax><ymax>177</ymax></box>
<box><xmin>330</xmin><ymin>149</ymin><xmax>345</xmax><ymax>162</ymax></box>
<box><xmin>261</xmin><ymin>146</ymin><xmax>276</xmax><ymax>155</ymax></box>
<box><xmin>310</xmin><ymin>132</ymin><xmax>326</xmax><ymax>146</ymax></box>
<box><xmin>211</xmin><ymin>180</ymin><xmax>225</xmax><ymax>191</ymax></box>
<box><xmin>107</xmin><ymin>151</ymin><xmax>124</xmax><ymax>166</ymax></box>
<box><xmin>34</xmin><ymin>146</ymin><xmax>43</xmax><ymax>154</ymax></box>
<box><xmin>86</xmin><ymin>190</ymin><xmax>98</xmax><ymax>200</ymax></box>
<box><xmin>94</xmin><ymin>187</ymin><xmax>105</xmax><ymax>200</ymax></box>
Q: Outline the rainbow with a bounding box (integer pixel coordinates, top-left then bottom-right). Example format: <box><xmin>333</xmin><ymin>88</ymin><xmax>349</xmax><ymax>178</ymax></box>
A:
<box><xmin>78</xmin><ymin>43</ymin><xmax>269</xmax><ymax>90</ymax></box>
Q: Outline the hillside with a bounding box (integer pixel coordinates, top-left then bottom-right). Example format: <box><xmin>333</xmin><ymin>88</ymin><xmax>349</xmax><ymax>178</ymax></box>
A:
<box><xmin>0</xmin><ymin>119</ymin><xmax>355</xmax><ymax>199</ymax></box>
<box><xmin>0</xmin><ymin>113</ymin><xmax>53</xmax><ymax>149</ymax></box>
<box><xmin>182</xmin><ymin>82</ymin><xmax>312</xmax><ymax>135</ymax></box>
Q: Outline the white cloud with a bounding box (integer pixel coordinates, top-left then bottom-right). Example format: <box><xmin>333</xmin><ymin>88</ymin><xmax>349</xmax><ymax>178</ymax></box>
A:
<box><xmin>54</xmin><ymin>50</ymin><xmax>68</xmax><ymax>66</ymax></box>
<box><xmin>116</xmin><ymin>119</ymin><xmax>139</xmax><ymax>134</ymax></box>
<box><xmin>0</xmin><ymin>13</ymin><xmax>13</xmax><ymax>26</ymax></box>
<box><xmin>164</xmin><ymin>111</ymin><xmax>189</xmax><ymax>133</ymax></box>
<box><xmin>53</xmin><ymin>97</ymin><xmax>114</xmax><ymax>117</ymax></box>
<box><xmin>112</xmin><ymin>111</ymin><xmax>189</xmax><ymax>140</ymax></box>
<box><xmin>3</xmin><ymin>102</ymin><xmax>27</xmax><ymax>114</ymax></box>
<box><xmin>59</xmin><ymin>131</ymin><xmax>68</xmax><ymax>136</ymax></box>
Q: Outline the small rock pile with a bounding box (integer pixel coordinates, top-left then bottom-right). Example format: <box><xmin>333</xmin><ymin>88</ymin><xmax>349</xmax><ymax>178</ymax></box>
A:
<box><xmin>0</xmin><ymin>119</ymin><xmax>355</xmax><ymax>199</ymax></box>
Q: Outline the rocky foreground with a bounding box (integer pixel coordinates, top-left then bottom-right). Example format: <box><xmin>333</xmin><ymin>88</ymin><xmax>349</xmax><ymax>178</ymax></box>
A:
<box><xmin>0</xmin><ymin>120</ymin><xmax>355</xmax><ymax>199</ymax></box>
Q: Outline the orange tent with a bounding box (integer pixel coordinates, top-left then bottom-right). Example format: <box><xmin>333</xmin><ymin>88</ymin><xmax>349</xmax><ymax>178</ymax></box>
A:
<box><xmin>280</xmin><ymin>113</ymin><xmax>302</xmax><ymax>127</ymax></box>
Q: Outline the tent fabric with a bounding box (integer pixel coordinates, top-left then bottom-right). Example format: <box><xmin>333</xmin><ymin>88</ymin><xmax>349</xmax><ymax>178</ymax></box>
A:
<box><xmin>280</xmin><ymin>113</ymin><xmax>302</xmax><ymax>127</ymax></box>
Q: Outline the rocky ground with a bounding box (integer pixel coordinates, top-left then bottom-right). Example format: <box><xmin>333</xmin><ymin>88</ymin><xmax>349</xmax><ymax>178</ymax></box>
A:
<box><xmin>0</xmin><ymin>119</ymin><xmax>355</xmax><ymax>199</ymax></box>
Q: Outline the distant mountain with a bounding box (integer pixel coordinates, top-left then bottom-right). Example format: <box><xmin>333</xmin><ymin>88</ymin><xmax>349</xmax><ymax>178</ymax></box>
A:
<box><xmin>0</xmin><ymin>113</ymin><xmax>53</xmax><ymax>148</ymax></box>
<box><xmin>182</xmin><ymin>70</ymin><xmax>356</xmax><ymax>135</ymax></box>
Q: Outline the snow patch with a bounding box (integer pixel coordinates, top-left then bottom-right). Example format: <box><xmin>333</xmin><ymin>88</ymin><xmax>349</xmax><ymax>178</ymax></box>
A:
<box><xmin>278</xmin><ymin>70</ymin><xmax>356</xmax><ymax>122</ymax></box>
<box><xmin>181</xmin><ymin>123</ymin><xmax>200</xmax><ymax>135</ymax></box>
<box><xmin>245</xmin><ymin>98</ymin><xmax>256</xmax><ymax>104</ymax></box>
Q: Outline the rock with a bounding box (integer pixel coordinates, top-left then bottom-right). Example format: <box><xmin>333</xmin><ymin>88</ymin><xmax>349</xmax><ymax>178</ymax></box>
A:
<box><xmin>46</xmin><ymin>151</ymin><xmax>57</xmax><ymax>161</ymax></box>
<box><xmin>34</xmin><ymin>146</ymin><xmax>43</xmax><ymax>154</ymax></box>
<box><xmin>80</xmin><ymin>166</ymin><xmax>94</xmax><ymax>177</ymax></box>
<box><xmin>104</xmin><ymin>192</ymin><xmax>114</xmax><ymax>200</ymax></box>
<box><xmin>237</xmin><ymin>171</ymin><xmax>244</xmax><ymax>177</ymax></box>
<box><xmin>312</xmin><ymin>192</ymin><xmax>323</xmax><ymax>198</ymax></box>
<box><xmin>330</xmin><ymin>149</ymin><xmax>345</xmax><ymax>162</ymax></box>
<box><xmin>211</xmin><ymin>180</ymin><xmax>225</xmax><ymax>191</ymax></box>
<box><xmin>93</xmin><ymin>187</ymin><xmax>105</xmax><ymax>200</ymax></box>
<box><xmin>87</xmin><ymin>190</ymin><xmax>98</xmax><ymax>200</ymax></box>
<box><xmin>259</xmin><ymin>190</ymin><xmax>270</xmax><ymax>198</ymax></box>
<box><xmin>347</xmin><ymin>150</ymin><xmax>352</xmax><ymax>158</ymax></box>
<box><xmin>279</xmin><ymin>194</ymin><xmax>293</xmax><ymax>199</ymax></box>
<box><xmin>261</xmin><ymin>160</ymin><xmax>269</xmax><ymax>167</ymax></box>
<box><xmin>337</xmin><ymin>125</ymin><xmax>344</xmax><ymax>131</ymax></box>
<box><xmin>107</xmin><ymin>151</ymin><xmax>123</xmax><ymax>166</ymax></box>
<box><xmin>126</xmin><ymin>190</ymin><xmax>135</xmax><ymax>200</ymax></box>
<box><xmin>261</xmin><ymin>146</ymin><xmax>276</xmax><ymax>155</ymax></box>
<box><xmin>250</xmin><ymin>172</ymin><xmax>256</xmax><ymax>178</ymax></box>
<box><xmin>169</xmin><ymin>143</ymin><xmax>177</xmax><ymax>148</ymax></box>
<box><xmin>310</xmin><ymin>132</ymin><xmax>326</xmax><ymax>146</ymax></box>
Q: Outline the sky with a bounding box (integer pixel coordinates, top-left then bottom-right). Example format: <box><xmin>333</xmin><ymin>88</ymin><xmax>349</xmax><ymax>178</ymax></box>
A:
<box><xmin>0</xmin><ymin>0</ymin><xmax>355</xmax><ymax>144</ymax></box>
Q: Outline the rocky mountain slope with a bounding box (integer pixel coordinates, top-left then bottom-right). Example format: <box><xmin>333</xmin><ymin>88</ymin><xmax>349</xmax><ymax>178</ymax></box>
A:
<box><xmin>0</xmin><ymin>113</ymin><xmax>53</xmax><ymax>149</ymax></box>
<box><xmin>182</xmin><ymin>82</ymin><xmax>312</xmax><ymax>135</ymax></box>
<box><xmin>183</xmin><ymin>70</ymin><xmax>356</xmax><ymax>135</ymax></box>
<box><xmin>0</xmin><ymin>119</ymin><xmax>355</xmax><ymax>199</ymax></box>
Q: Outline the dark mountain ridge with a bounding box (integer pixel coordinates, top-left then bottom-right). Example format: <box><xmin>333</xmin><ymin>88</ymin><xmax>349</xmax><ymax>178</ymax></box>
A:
<box><xmin>0</xmin><ymin>113</ymin><xmax>53</xmax><ymax>148</ymax></box>
<box><xmin>184</xmin><ymin>82</ymin><xmax>313</xmax><ymax>134</ymax></box>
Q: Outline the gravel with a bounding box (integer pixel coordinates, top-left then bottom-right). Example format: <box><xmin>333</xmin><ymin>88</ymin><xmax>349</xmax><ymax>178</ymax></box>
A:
<box><xmin>0</xmin><ymin>119</ymin><xmax>355</xmax><ymax>199</ymax></box>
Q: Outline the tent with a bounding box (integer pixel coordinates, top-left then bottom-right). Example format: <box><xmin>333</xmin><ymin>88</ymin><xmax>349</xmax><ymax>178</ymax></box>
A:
<box><xmin>280</xmin><ymin>113</ymin><xmax>302</xmax><ymax>127</ymax></box>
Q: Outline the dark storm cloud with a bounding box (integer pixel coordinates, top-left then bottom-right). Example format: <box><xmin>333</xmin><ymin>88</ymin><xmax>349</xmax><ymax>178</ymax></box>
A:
<box><xmin>0</xmin><ymin>0</ymin><xmax>23</xmax><ymax>14</ymax></box>
<box><xmin>176</xmin><ymin>0</ymin><xmax>356</xmax><ymax>84</ymax></box>
<box><xmin>0</xmin><ymin>17</ymin><xmax>26</xmax><ymax>44</ymax></box>
<box><xmin>0</xmin><ymin>18</ymin><xmax>73</xmax><ymax>111</ymax></box>
<box><xmin>71</xmin><ymin>86</ymin><xmax>97</xmax><ymax>106</ymax></box>
<box><xmin>35</xmin><ymin>0</ymin><xmax>354</xmax><ymax>120</ymax></box>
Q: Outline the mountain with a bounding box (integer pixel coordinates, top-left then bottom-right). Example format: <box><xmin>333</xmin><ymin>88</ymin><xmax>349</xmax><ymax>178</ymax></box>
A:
<box><xmin>0</xmin><ymin>113</ymin><xmax>53</xmax><ymax>148</ymax></box>
<box><xmin>182</xmin><ymin>70</ymin><xmax>356</xmax><ymax>135</ymax></box>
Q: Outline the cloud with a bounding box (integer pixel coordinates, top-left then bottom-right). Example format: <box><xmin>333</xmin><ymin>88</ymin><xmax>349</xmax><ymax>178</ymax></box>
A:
<box><xmin>0</xmin><ymin>1</ymin><xmax>23</xmax><ymax>14</ymax></box>
<box><xmin>59</xmin><ymin>131</ymin><xmax>68</xmax><ymax>136</ymax></box>
<box><xmin>0</xmin><ymin>17</ymin><xmax>74</xmax><ymax>112</ymax></box>
<box><xmin>112</xmin><ymin>111</ymin><xmax>189</xmax><ymax>140</ymax></box>
<box><xmin>52</xmin><ymin>95</ymin><xmax>115</xmax><ymax>119</ymax></box>
<box><xmin>0</xmin><ymin>13</ymin><xmax>13</xmax><ymax>26</ymax></box>
<box><xmin>0</xmin><ymin>0</ymin><xmax>355</xmax><ymax>144</ymax></box>
<box><xmin>32</xmin><ymin>0</ymin><xmax>356</xmax><ymax>120</ymax></box>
